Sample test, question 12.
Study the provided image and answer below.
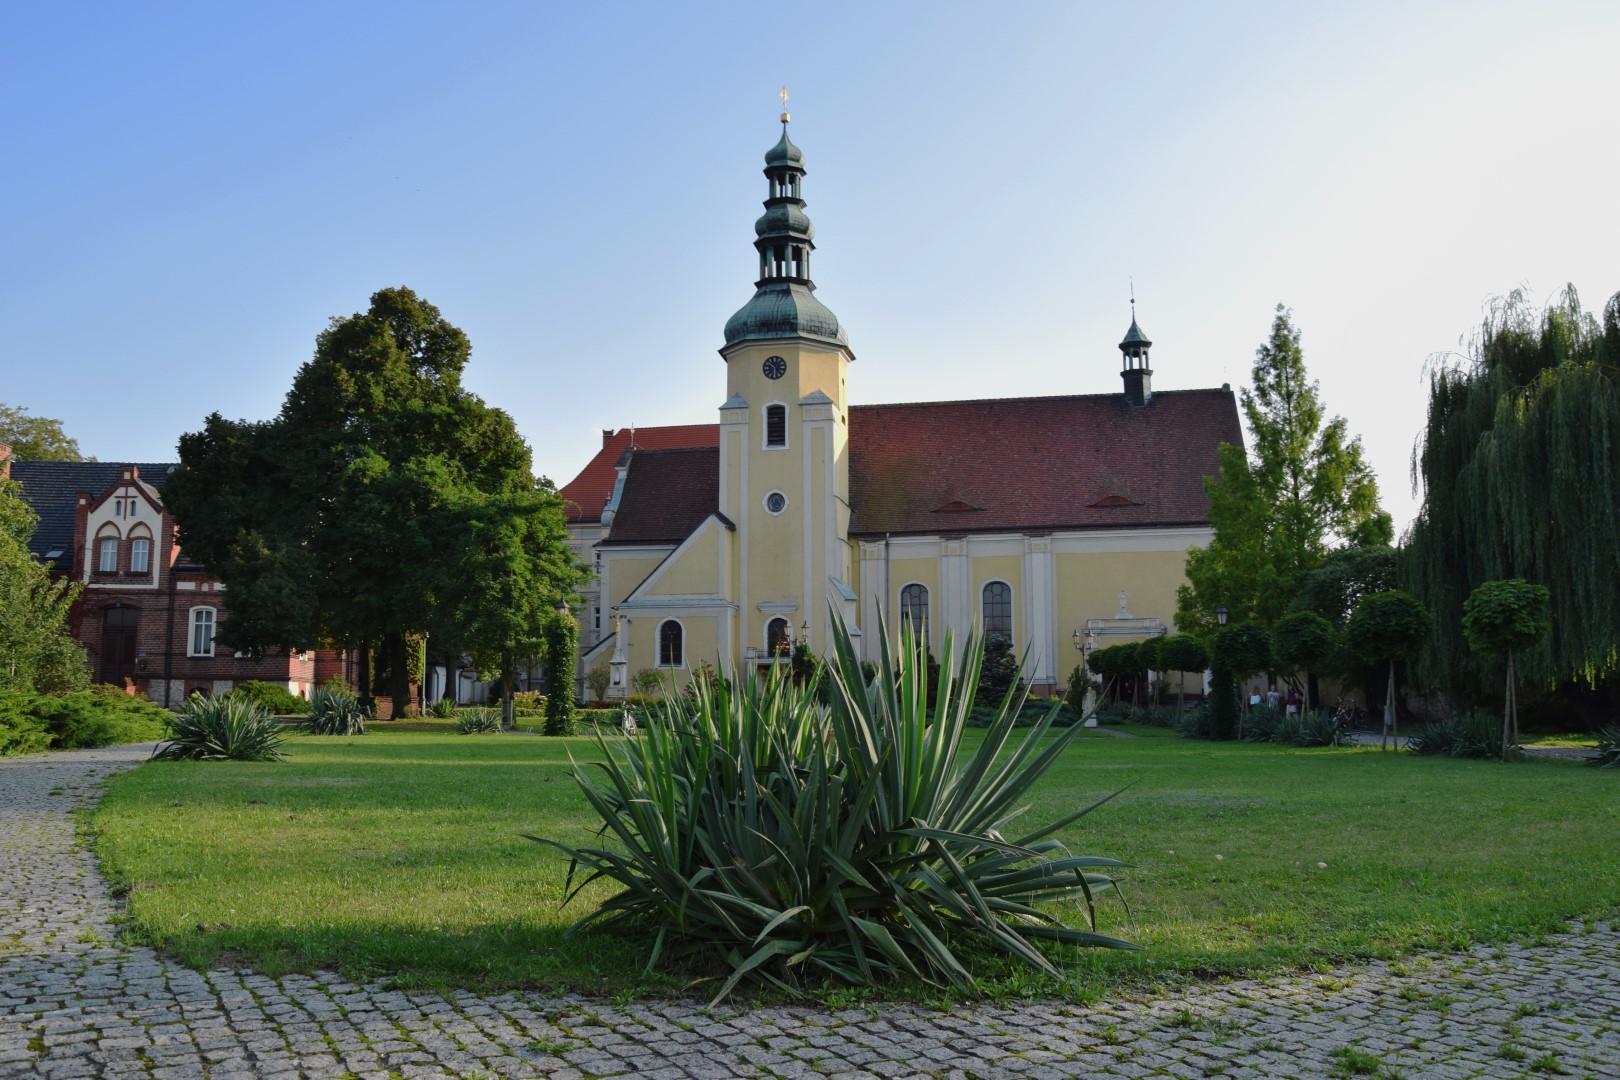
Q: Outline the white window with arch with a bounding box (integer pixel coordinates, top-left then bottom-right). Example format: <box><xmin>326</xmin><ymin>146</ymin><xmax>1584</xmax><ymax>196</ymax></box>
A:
<box><xmin>763</xmin><ymin>402</ymin><xmax>788</xmax><ymax>449</ymax></box>
<box><xmin>981</xmin><ymin>580</ymin><xmax>1013</xmax><ymax>642</ymax></box>
<box><xmin>129</xmin><ymin>533</ymin><xmax>151</xmax><ymax>574</ymax></box>
<box><xmin>898</xmin><ymin>584</ymin><xmax>930</xmax><ymax>644</ymax></box>
<box><xmin>188</xmin><ymin>607</ymin><xmax>217</xmax><ymax>657</ymax></box>
<box><xmin>97</xmin><ymin>536</ymin><xmax>119</xmax><ymax>573</ymax></box>
<box><xmin>766</xmin><ymin>617</ymin><xmax>792</xmax><ymax>658</ymax></box>
<box><xmin>657</xmin><ymin>619</ymin><xmax>685</xmax><ymax>669</ymax></box>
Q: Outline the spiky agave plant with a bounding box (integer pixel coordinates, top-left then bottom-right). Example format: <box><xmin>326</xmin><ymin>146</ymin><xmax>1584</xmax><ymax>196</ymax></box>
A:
<box><xmin>457</xmin><ymin>707</ymin><xmax>502</xmax><ymax>734</ymax></box>
<box><xmin>305</xmin><ymin>685</ymin><xmax>368</xmax><ymax>736</ymax></box>
<box><xmin>151</xmin><ymin>695</ymin><xmax>287</xmax><ymax>762</ymax></box>
<box><xmin>535</xmin><ymin>611</ymin><xmax>1134</xmax><ymax>1003</ymax></box>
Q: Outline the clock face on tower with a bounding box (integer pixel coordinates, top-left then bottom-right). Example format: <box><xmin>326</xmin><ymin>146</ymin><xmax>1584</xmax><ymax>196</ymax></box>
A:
<box><xmin>762</xmin><ymin>355</ymin><xmax>787</xmax><ymax>380</ymax></box>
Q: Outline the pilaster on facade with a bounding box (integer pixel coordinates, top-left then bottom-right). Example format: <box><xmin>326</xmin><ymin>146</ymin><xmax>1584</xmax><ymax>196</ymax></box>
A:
<box><xmin>858</xmin><ymin>540</ymin><xmax>888</xmax><ymax>661</ymax></box>
<box><xmin>1022</xmin><ymin>535</ymin><xmax>1055</xmax><ymax>687</ymax></box>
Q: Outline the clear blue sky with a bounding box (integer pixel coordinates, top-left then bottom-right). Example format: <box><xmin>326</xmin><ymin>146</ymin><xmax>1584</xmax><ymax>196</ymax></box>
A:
<box><xmin>4</xmin><ymin>1</ymin><xmax>1617</xmax><ymax>533</ymax></box>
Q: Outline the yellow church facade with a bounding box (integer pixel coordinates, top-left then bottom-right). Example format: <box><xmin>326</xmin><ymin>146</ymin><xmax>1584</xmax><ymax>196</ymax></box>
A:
<box><xmin>561</xmin><ymin>118</ymin><xmax>1240</xmax><ymax>699</ymax></box>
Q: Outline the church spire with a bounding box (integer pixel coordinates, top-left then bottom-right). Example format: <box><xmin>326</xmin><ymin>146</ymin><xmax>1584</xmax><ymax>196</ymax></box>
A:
<box><xmin>1118</xmin><ymin>294</ymin><xmax>1153</xmax><ymax>406</ymax></box>
<box><xmin>723</xmin><ymin>98</ymin><xmax>848</xmax><ymax>352</ymax></box>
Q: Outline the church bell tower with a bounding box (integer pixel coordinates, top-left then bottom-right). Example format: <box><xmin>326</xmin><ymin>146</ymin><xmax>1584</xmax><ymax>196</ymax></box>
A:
<box><xmin>717</xmin><ymin>95</ymin><xmax>854</xmax><ymax>660</ymax></box>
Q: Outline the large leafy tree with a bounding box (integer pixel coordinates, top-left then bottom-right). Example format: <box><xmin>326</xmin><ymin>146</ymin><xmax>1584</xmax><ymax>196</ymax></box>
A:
<box><xmin>0</xmin><ymin>479</ymin><xmax>89</xmax><ymax>693</ymax></box>
<box><xmin>165</xmin><ymin>287</ymin><xmax>588</xmax><ymax>712</ymax></box>
<box><xmin>1178</xmin><ymin>306</ymin><xmax>1392</xmax><ymax>632</ymax></box>
<box><xmin>1407</xmin><ymin>286</ymin><xmax>1620</xmax><ymax>700</ymax></box>
<box><xmin>0</xmin><ymin>403</ymin><xmax>88</xmax><ymax>461</ymax></box>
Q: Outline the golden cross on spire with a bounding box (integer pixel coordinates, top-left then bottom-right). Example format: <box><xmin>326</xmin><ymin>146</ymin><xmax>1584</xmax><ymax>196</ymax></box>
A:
<box><xmin>779</xmin><ymin>85</ymin><xmax>790</xmax><ymax>124</ymax></box>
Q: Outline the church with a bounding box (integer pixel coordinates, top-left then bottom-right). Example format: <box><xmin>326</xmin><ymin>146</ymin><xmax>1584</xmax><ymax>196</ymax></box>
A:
<box><xmin>559</xmin><ymin>113</ymin><xmax>1241</xmax><ymax>699</ymax></box>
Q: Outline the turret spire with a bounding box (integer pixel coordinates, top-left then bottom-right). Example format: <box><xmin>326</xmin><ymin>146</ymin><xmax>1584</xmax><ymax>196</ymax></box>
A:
<box><xmin>722</xmin><ymin>102</ymin><xmax>848</xmax><ymax>352</ymax></box>
<box><xmin>1119</xmin><ymin>293</ymin><xmax>1153</xmax><ymax>406</ymax></box>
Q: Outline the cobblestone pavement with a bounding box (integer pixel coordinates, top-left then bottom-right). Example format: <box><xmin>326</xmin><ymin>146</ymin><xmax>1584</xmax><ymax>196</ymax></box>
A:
<box><xmin>3</xmin><ymin>746</ymin><xmax>1617</xmax><ymax>1080</ymax></box>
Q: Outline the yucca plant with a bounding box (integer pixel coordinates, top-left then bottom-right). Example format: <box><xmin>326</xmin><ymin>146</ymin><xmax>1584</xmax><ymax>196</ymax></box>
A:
<box><xmin>425</xmin><ymin>698</ymin><xmax>458</xmax><ymax>719</ymax></box>
<box><xmin>151</xmin><ymin>695</ymin><xmax>287</xmax><ymax>762</ymax></box>
<box><xmin>457</xmin><ymin>707</ymin><xmax>502</xmax><ymax>734</ymax></box>
<box><xmin>1589</xmin><ymin>725</ymin><xmax>1620</xmax><ymax>769</ymax></box>
<box><xmin>535</xmin><ymin>612</ymin><xmax>1134</xmax><ymax>1003</ymax></box>
<box><xmin>305</xmin><ymin>685</ymin><xmax>368</xmax><ymax>736</ymax></box>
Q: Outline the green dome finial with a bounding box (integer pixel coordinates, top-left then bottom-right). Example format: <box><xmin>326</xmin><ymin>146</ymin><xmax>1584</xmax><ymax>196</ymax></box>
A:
<box><xmin>724</xmin><ymin>110</ymin><xmax>848</xmax><ymax>351</ymax></box>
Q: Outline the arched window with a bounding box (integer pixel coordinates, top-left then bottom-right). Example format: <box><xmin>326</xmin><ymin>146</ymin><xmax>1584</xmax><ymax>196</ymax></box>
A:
<box><xmin>764</xmin><ymin>403</ymin><xmax>787</xmax><ymax>448</ymax></box>
<box><xmin>658</xmin><ymin>620</ymin><xmax>684</xmax><ymax>668</ymax></box>
<box><xmin>766</xmin><ymin>617</ymin><xmax>792</xmax><ymax>657</ymax></box>
<box><xmin>129</xmin><ymin>537</ymin><xmax>151</xmax><ymax>574</ymax></box>
<box><xmin>982</xmin><ymin>581</ymin><xmax>1012</xmax><ymax>640</ymax></box>
<box><xmin>97</xmin><ymin>536</ymin><xmax>118</xmax><ymax>573</ymax></box>
<box><xmin>188</xmin><ymin>607</ymin><xmax>216</xmax><ymax>657</ymax></box>
<box><xmin>899</xmin><ymin>584</ymin><xmax>930</xmax><ymax>643</ymax></box>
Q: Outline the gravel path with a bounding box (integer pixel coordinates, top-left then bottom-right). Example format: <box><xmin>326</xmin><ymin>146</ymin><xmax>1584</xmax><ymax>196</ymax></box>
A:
<box><xmin>2</xmin><ymin>745</ymin><xmax>1616</xmax><ymax>1080</ymax></box>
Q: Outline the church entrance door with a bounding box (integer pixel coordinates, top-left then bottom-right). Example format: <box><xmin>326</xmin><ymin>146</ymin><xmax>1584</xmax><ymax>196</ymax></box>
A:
<box><xmin>100</xmin><ymin>606</ymin><xmax>139</xmax><ymax>684</ymax></box>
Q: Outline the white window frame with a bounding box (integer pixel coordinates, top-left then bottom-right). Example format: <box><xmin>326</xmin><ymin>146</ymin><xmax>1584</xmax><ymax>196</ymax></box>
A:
<box><xmin>97</xmin><ymin>536</ymin><xmax>118</xmax><ymax>573</ymax></box>
<box><xmin>762</xmin><ymin>489</ymin><xmax>789</xmax><ymax>516</ymax></box>
<box><xmin>129</xmin><ymin>536</ymin><xmax>151</xmax><ymax>575</ymax></box>
<box><xmin>656</xmin><ymin>618</ymin><xmax>686</xmax><ymax>669</ymax></box>
<box><xmin>762</xmin><ymin>401</ymin><xmax>789</xmax><ymax>450</ymax></box>
<box><xmin>980</xmin><ymin>579</ymin><xmax>1014</xmax><ymax>644</ymax></box>
<box><xmin>897</xmin><ymin>582</ymin><xmax>930</xmax><ymax>644</ymax></box>
<box><xmin>188</xmin><ymin>607</ymin><xmax>217</xmax><ymax>657</ymax></box>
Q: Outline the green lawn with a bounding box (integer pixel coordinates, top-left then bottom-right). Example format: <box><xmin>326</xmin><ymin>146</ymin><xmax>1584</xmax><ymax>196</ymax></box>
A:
<box><xmin>89</xmin><ymin>726</ymin><xmax>1619</xmax><ymax>1001</ymax></box>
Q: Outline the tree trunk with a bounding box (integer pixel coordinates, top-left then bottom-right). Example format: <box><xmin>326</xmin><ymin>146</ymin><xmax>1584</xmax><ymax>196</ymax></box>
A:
<box><xmin>358</xmin><ymin>642</ymin><xmax>374</xmax><ymax>711</ymax></box>
<box><xmin>502</xmin><ymin>650</ymin><xmax>515</xmax><ymax>729</ymax></box>
<box><xmin>1382</xmin><ymin>660</ymin><xmax>1396</xmax><ymax>751</ymax></box>
<box><xmin>382</xmin><ymin>632</ymin><xmax>412</xmax><ymax>720</ymax></box>
<box><xmin>1502</xmin><ymin>651</ymin><xmax>1514</xmax><ymax>761</ymax></box>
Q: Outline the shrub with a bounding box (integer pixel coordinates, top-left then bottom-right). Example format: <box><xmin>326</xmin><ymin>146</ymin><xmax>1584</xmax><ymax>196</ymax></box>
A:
<box><xmin>536</xmin><ymin>617</ymin><xmax>1136</xmax><ymax>1004</ymax></box>
<box><xmin>585</xmin><ymin>665</ymin><xmax>612</xmax><ymax>701</ymax></box>
<box><xmin>425</xmin><ymin>698</ymin><xmax>457</xmax><ymax>719</ymax></box>
<box><xmin>0</xmin><ymin>701</ymin><xmax>51</xmax><ymax>756</ymax></box>
<box><xmin>1407</xmin><ymin>712</ymin><xmax>1509</xmax><ymax>760</ymax></box>
<box><xmin>1178</xmin><ymin>705</ymin><xmax>1211</xmax><ymax>739</ymax></box>
<box><xmin>512</xmin><ymin>691</ymin><xmax>547</xmax><ymax>718</ymax></box>
<box><xmin>305</xmin><ymin>684</ymin><xmax>368</xmax><ymax>736</ymax></box>
<box><xmin>1285</xmin><ymin>711</ymin><xmax>1343</xmax><ymax>748</ymax></box>
<box><xmin>630</xmin><ymin>668</ymin><xmax>666</xmax><ymax>696</ymax></box>
<box><xmin>225</xmin><ymin>680</ymin><xmax>306</xmax><ymax>716</ymax></box>
<box><xmin>457</xmin><ymin>707</ymin><xmax>503</xmax><ymax>734</ymax></box>
<box><xmin>151</xmin><ymin>696</ymin><xmax>286</xmax><ymax>761</ymax></box>
<box><xmin>1139</xmin><ymin>705</ymin><xmax>1183</xmax><ymax>729</ymax></box>
<box><xmin>1590</xmin><ymin>725</ymin><xmax>1620</xmax><ymax>769</ymax></box>
<box><xmin>1241</xmin><ymin>704</ymin><xmax>1282</xmax><ymax>743</ymax></box>
<box><xmin>0</xmin><ymin>687</ymin><xmax>169</xmax><ymax>756</ymax></box>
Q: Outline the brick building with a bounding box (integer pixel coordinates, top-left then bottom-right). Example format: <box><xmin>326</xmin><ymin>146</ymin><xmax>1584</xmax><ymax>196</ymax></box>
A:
<box><xmin>5</xmin><ymin>452</ymin><xmax>350</xmax><ymax>706</ymax></box>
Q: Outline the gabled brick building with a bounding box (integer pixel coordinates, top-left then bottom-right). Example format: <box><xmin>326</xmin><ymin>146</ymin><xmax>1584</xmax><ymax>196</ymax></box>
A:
<box><xmin>5</xmin><ymin>454</ymin><xmax>350</xmax><ymax>705</ymax></box>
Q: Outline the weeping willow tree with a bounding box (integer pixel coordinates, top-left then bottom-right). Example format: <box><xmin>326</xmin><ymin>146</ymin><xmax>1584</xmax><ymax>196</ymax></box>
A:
<box><xmin>1406</xmin><ymin>285</ymin><xmax>1620</xmax><ymax>698</ymax></box>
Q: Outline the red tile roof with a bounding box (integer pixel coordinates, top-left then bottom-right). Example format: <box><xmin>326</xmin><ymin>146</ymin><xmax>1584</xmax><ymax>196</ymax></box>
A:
<box><xmin>596</xmin><ymin>447</ymin><xmax>723</xmax><ymax>546</ymax></box>
<box><xmin>558</xmin><ymin>424</ymin><xmax>718</xmax><ymax>523</ymax></box>
<box><xmin>576</xmin><ymin>388</ymin><xmax>1243</xmax><ymax>543</ymax></box>
<box><xmin>846</xmin><ymin>388</ymin><xmax>1241</xmax><ymax>536</ymax></box>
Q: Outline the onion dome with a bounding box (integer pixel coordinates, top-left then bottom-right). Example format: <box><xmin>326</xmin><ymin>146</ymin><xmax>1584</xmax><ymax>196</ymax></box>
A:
<box><xmin>723</xmin><ymin>117</ymin><xmax>849</xmax><ymax>351</ymax></box>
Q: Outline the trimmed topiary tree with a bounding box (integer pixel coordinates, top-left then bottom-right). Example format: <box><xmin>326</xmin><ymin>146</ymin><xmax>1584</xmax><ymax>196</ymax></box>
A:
<box><xmin>541</xmin><ymin>607</ymin><xmax>579</xmax><ymax>736</ymax></box>
<box><xmin>1271</xmin><ymin>610</ymin><xmax>1337</xmax><ymax>714</ymax></box>
<box><xmin>1157</xmin><ymin>634</ymin><xmax>1209</xmax><ymax>714</ymax></box>
<box><xmin>1462</xmin><ymin>578</ymin><xmax>1551</xmax><ymax>761</ymax></box>
<box><xmin>1210</xmin><ymin>624</ymin><xmax>1272</xmax><ymax>740</ymax></box>
<box><xmin>1347</xmin><ymin>590</ymin><xmax>1431</xmax><ymax>751</ymax></box>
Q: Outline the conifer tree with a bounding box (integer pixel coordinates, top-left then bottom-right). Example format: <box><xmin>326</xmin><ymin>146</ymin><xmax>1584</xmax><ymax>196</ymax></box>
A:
<box><xmin>1178</xmin><ymin>306</ymin><xmax>1391</xmax><ymax>632</ymax></box>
